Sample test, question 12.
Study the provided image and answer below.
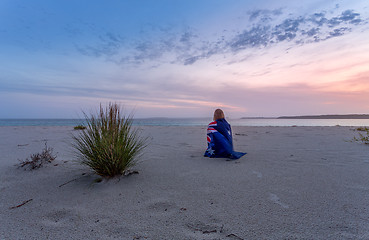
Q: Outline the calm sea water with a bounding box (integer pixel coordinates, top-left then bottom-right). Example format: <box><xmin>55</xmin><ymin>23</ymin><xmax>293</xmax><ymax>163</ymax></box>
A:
<box><xmin>1</xmin><ymin>118</ymin><xmax>369</xmax><ymax>127</ymax></box>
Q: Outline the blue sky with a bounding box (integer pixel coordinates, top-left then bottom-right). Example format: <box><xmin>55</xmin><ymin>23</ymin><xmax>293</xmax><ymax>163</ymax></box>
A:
<box><xmin>1</xmin><ymin>0</ymin><xmax>369</xmax><ymax>118</ymax></box>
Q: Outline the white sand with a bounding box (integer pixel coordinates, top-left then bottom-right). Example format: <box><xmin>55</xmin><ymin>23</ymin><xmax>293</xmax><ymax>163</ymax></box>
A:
<box><xmin>1</xmin><ymin>126</ymin><xmax>369</xmax><ymax>239</ymax></box>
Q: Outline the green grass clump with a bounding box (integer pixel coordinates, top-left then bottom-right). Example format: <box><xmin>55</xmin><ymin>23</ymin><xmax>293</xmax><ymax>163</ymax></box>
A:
<box><xmin>354</xmin><ymin>127</ymin><xmax>369</xmax><ymax>144</ymax></box>
<box><xmin>74</xmin><ymin>125</ymin><xmax>86</xmax><ymax>130</ymax></box>
<box><xmin>72</xmin><ymin>103</ymin><xmax>147</xmax><ymax>177</ymax></box>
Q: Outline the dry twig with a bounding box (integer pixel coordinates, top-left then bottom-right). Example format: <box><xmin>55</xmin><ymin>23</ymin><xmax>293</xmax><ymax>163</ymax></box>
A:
<box><xmin>10</xmin><ymin>199</ymin><xmax>33</xmax><ymax>209</ymax></box>
<box><xmin>19</xmin><ymin>142</ymin><xmax>56</xmax><ymax>170</ymax></box>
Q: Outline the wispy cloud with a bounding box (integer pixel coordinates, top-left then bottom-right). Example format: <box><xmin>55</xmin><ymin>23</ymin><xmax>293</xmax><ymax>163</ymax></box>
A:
<box><xmin>228</xmin><ymin>9</ymin><xmax>364</xmax><ymax>51</ymax></box>
<box><xmin>74</xmin><ymin>6</ymin><xmax>366</xmax><ymax>66</ymax></box>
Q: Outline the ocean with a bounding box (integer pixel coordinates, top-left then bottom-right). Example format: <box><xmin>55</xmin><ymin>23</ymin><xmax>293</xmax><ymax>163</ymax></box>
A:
<box><xmin>1</xmin><ymin>118</ymin><xmax>369</xmax><ymax>127</ymax></box>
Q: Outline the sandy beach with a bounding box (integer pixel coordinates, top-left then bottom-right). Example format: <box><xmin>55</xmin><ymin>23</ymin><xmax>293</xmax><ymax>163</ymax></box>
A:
<box><xmin>1</xmin><ymin>125</ymin><xmax>369</xmax><ymax>239</ymax></box>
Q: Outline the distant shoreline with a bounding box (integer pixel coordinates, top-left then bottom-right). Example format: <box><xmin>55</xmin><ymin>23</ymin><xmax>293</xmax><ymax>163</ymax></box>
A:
<box><xmin>276</xmin><ymin>114</ymin><xmax>369</xmax><ymax>119</ymax></box>
<box><xmin>1</xmin><ymin>116</ymin><xmax>369</xmax><ymax>127</ymax></box>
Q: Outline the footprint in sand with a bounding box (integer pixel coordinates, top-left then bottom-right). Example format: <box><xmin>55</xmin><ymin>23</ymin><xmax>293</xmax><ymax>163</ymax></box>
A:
<box><xmin>252</xmin><ymin>171</ymin><xmax>262</xmax><ymax>178</ymax></box>
<box><xmin>145</xmin><ymin>199</ymin><xmax>178</xmax><ymax>215</ymax></box>
<box><xmin>269</xmin><ymin>193</ymin><xmax>289</xmax><ymax>209</ymax></box>
<box><xmin>42</xmin><ymin>209</ymin><xmax>81</xmax><ymax>227</ymax></box>
<box><xmin>186</xmin><ymin>221</ymin><xmax>221</xmax><ymax>238</ymax></box>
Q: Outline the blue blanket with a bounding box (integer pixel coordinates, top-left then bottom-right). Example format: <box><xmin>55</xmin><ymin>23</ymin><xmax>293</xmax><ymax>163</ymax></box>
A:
<box><xmin>204</xmin><ymin>118</ymin><xmax>246</xmax><ymax>159</ymax></box>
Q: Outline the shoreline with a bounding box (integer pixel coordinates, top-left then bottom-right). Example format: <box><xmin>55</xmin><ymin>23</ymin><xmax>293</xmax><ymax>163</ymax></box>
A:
<box><xmin>2</xmin><ymin>118</ymin><xmax>369</xmax><ymax>127</ymax></box>
<box><xmin>1</xmin><ymin>126</ymin><xmax>369</xmax><ymax>239</ymax></box>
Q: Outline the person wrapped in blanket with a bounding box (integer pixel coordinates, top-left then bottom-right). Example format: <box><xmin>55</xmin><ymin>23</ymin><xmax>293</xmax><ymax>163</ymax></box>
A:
<box><xmin>204</xmin><ymin>109</ymin><xmax>246</xmax><ymax>160</ymax></box>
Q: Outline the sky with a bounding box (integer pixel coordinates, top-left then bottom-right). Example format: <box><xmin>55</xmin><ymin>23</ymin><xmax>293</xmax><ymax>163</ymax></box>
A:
<box><xmin>1</xmin><ymin>0</ymin><xmax>369</xmax><ymax>119</ymax></box>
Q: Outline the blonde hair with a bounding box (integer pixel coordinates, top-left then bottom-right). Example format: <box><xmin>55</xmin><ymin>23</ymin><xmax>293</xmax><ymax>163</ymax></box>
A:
<box><xmin>213</xmin><ymin>109</ymin><xmax>225</xmax><ymax>121</ymax></box>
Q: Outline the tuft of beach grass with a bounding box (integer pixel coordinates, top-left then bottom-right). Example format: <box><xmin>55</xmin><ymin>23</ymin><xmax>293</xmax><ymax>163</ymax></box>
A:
<box><xmin>74</xmin><ymin>125</ymin><xmax>86</xmax><ymax>130</ymax></box>
<box><xmin>72</xmin><ymin>103</ymin><xmax>147</xmax><ymax>177</ymax></box>
<box><xmin>353</xmin><ymin>127</ymin><xmax>369</xmax><ymax>144</ymax></box>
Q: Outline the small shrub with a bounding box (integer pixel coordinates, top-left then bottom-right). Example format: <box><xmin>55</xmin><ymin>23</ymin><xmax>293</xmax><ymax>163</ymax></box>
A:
<box><xmin>19</xmin><ymin>142</ymin><xmax>56</xmax><ymax>169</ymax></box>
<box><xmin>356</xmin><ymin>127</ymin><xmax>369</xmax><ymax>132</ymax></box>
<box><xmin>74</xmin><ymin>125</ymin><xmax>86</xmax><ymax>130</ymax></box>
<box><xmin>353</xmin><ymin>127</ymin><xmax>369</xmax><ymax>144</ymax></box>
<box><xmin>72</xmin><ymin>103</ymin><xmax>147</xmax><ymax>177</ymax></box>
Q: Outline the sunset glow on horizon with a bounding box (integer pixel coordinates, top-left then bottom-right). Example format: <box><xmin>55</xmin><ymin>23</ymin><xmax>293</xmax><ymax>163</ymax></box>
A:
<box><xmin>1</xmin><ymin>0</ymin><xmax>369</xmax><ymax>118</ymax></box>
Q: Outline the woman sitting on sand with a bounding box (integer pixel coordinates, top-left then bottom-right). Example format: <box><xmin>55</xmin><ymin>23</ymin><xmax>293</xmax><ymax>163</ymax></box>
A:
<box><xmin>204</xmin><ymin>109</ymin><xmax>246</xmax><ymax>160</ymax></box>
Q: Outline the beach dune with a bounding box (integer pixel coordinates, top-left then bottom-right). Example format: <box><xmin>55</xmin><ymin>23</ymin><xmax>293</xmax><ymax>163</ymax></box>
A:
<box><xmin>1</xmin><ymin>126</ymin><xmax>369</xmax><ymax>239</ymax></box>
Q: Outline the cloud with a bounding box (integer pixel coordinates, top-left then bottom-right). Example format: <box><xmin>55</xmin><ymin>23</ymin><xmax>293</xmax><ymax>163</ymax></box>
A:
<box><xmin>230</xmin><ymin>25</ymin><xmax>271</xmax><ymax>51</ymax></box>
<box><xmin>228</xmin><ymin>9</ymin><xmax>364</xmax><ymax>51</ymax></box>
<box><xmin>248</xmin><ymin>9</ymin><xmax>283</xmax><ymax>22</ymax></box>
<box><xmin>71</xmin><ymin>5</ymin><xmax>366</xmax><ymax>67</ymax></box>
<box><xmin>319</xmin><ymin>71</ymin><xmax>369</xmax><ymax>93</ymax></box>
<box><xmin>75</xmin><ymin>32</ymin><xmax>124</xmax><ymax>58</ymax></box>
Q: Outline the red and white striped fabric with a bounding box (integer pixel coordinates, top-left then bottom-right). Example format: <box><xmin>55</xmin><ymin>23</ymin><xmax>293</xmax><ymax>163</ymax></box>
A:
<box><xmin>207</xmin><ymin>121</ymin><xmax>218</xmax><ymax>134</ymax></box>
